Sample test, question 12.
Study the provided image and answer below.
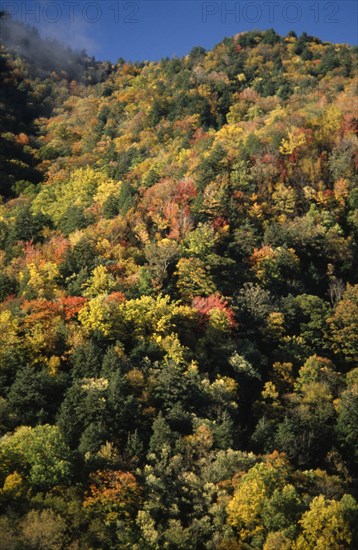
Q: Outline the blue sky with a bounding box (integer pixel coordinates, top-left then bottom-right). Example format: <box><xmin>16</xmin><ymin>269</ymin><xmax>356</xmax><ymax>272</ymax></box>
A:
<box><xmin>3</xmin><ymin>1</ymin><xmax>358</xmax><ymax>61</ymax></box>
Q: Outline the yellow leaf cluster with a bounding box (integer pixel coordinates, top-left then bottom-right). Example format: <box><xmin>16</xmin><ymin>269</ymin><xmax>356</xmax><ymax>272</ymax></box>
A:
<box><xmin>279</xmin><ymin>128</ymin><xmax>306</xmax><ymax>155</ymax></box>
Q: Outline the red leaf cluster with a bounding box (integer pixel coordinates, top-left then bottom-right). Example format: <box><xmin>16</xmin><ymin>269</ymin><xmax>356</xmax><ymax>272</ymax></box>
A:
<box><xmin>192</xmin><ymin>293</ymin><xmax>236</xmax><ymax>327</ymax></box>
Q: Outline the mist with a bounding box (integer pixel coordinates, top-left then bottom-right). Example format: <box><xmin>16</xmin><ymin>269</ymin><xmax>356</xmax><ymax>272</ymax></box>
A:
<box><xmin>0</xmin><ymin>12</ymin><xmax>107</xmax><ymax>82</ymax></box>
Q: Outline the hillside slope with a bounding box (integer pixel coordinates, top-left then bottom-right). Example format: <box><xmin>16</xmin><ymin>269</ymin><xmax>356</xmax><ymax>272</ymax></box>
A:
<box><xmin>0</xmin><ymin>24</ymin><xmax>357</xmax><ymax>548</ymax></box>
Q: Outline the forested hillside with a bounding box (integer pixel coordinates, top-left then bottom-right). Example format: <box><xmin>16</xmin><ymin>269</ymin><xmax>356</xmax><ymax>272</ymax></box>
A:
<box><xmin>0</xmin><ymin>17</ymin><xmax>358</xmax><ymax>548</ymax></box>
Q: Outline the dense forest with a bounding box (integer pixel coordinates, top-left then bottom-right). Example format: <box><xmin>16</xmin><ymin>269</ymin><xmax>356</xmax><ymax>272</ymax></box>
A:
<box><xmin>0</xmin><ymin>14</ymin><xmax>357</xmax><ymax>549</ymax></box>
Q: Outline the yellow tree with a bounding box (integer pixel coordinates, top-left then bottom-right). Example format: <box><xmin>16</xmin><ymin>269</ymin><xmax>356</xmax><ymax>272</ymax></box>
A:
<box><xmin>295</xmin><ymin>494</ymin><xmax>356</xmax><ymax>549</ymax></box>
<box><xmin>327</xmin><ymin>284</ymin><xmax>358</xmax><ymax>364</ymax></box>
<box><xmin>227</xmin><ymin>453</ymin><xmax>290</xmax><ymax>545</ymax></box>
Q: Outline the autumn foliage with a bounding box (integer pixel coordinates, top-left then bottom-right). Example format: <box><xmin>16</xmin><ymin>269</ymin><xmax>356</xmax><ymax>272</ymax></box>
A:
<box><xmin>0</xmin><ymin>22</ymin><xmax>357</xmax><ymax>549</ymax></box>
